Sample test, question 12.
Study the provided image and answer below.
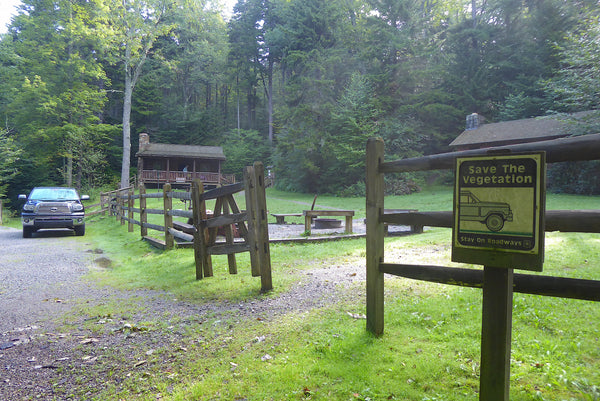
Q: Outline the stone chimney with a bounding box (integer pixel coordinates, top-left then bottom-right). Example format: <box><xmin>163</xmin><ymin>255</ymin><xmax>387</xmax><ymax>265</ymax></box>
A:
<box><xmin>465</xmin><ymin>113</ymin><xmax>484</xmax><ymax>130</ymax></box>
<box><xmin>139</xmin><ymin>133</ymin><xmax>149</xmax><ymax>151</ymax></box>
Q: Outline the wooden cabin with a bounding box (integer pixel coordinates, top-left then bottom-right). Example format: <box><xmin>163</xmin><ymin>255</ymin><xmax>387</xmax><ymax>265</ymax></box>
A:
<box><xmin>449</xmin><ymin>111</ymin><xmax>595</xmax><ymax>151</ymax></box>
<box><xmin>136</xmin><ymin>133</ymin><xmax>235</xmax><ymax>188</ymax></box>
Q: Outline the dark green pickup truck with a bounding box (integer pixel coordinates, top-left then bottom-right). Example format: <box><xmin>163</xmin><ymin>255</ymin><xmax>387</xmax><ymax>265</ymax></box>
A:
<box><xmin>459</xmin><ymin>190</ymin><xmax>513</xmax><ymax>232</ymax></box>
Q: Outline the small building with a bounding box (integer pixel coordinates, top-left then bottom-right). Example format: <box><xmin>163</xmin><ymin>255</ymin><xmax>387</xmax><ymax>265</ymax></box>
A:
<box><xmin>449</xmin><ymin>111</ymin><xmax>594</xmax><ymax>150</ymax></box>
<box><xmin>136</xmin><ymin>133</ymin><xmax>235</xmax><ymax>188</ymax></box>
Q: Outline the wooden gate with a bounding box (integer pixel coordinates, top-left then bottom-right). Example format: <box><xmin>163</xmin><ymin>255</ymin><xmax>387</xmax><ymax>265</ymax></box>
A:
<box><xmin>112</xmin><ymin>162</ymin><xmax>272</xmax><ymax>293</ymax></box>
<box><xmin>192</xmin><ymin>162</ymin><xmax>272</xmax><ymax>291</ymax></box>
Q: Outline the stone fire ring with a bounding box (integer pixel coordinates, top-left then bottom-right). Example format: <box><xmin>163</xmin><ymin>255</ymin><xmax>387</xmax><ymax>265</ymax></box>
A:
<box><xmin>313</xmin><ymin>218</ymin><xmax>342</xmax><ymax>229</ymax></box>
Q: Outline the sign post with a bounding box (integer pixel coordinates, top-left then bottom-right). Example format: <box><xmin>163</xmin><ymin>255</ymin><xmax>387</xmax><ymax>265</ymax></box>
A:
<box><xmin>452</xmin><ymin>152</ymin><xmax>545</xmax><ymax>401</ymax></box>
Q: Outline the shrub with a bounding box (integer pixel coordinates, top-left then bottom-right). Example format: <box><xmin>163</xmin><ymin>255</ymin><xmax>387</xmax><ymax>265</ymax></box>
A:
<box><xmin>547</xmin><ymin>161</ymin><xmax>600</xmax><ymax>195</ymax></box>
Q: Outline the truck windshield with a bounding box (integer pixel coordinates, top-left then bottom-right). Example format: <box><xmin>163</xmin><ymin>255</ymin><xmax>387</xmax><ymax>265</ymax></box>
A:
<box><xmin>29</xmin><ymin>188</ymin><xmax>79</xmax><ymax>201</ymax></box>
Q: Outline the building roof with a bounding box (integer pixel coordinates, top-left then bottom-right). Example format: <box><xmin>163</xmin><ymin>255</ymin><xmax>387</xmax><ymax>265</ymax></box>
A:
<box><xmin>137</xmin><ymin>143</ymin><xmax>226</xmax><ymax>160</ymax></box>
<box><xmin>449</xmin><ymin>111</ymin><xmax>594</xmax><ymax>148</ymax></box>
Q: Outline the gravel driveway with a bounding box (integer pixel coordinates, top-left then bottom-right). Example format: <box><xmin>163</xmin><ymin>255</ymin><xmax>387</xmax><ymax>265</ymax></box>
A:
<box><xmin>0</xmin><ymin>227</ymin><xmax>99</xmax><ymax>333</ymax></box>
<box><xmin>0</xmin><ymin>225</ymin><xmax>367</xmax><ymax>400</ymax></box>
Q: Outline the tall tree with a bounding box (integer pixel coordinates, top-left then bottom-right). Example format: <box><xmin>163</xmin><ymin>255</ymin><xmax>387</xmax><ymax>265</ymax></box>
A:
<box><xmin>442</xmin><ymin>0</ymin><xmax>581</xmax><ymax>121</ymax></box>
<box><xmin>107</xmin><ymin>0</ymin><xmax>175</xmax><ymax>188</ymax></box>
<box><xmin>228</xmin><ymin>0</ymin><xmax>281</xmax><ymax>141</ymax></box>
<box><xmin>271</xmin><ymin>0</ymin><xmax>358</xmax><ymax>192</ymax></box>
<box><xmin>133</xmin><ymin>0</ymin><xmax>229</xmax><ymax>144</ymax></box>
<box><xmin>544</xmin><ymin>16</ymin><xmax>600</xmax><ymax>112</ymax></box>
<box><xmin>1</xmin><ymin>0</ymin><xmax>111</xmax><ymax>189</ymax></box>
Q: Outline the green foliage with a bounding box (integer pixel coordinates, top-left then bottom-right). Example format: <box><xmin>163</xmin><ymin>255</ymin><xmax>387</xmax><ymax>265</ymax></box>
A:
<box><xmin>543</xmin><ymin>17</ymin><xmax>600</xmax><ymax>112</ymax></box>
<box><xmin>1</xmin><ymin>0</ymin><xmax>113</xmax><ymax>193</ymax></box>
<box><xmin>497</xmin><ymin>91</ymin><xmax>548</xmax><ymax>121</ymax></box>
<box><xmin>328</xmin><ymin>73</ymin><xmax>379</xmax><ymax>179</ymax></box>
<box><xmin>105</xmin><ymin>0</ymin><xmax>178</xmax><ymax>187</ymax></box>
<box><xmin>221</xmin><ymin>129</ymin><xmax>272</xmax><ymax>179</ymax></box>
<box><xmin>133</xmin><ymin>0</ymin><xmax>229</xmax><ymax>143</ymax></box>
<box><xmin>0</xmin><ymin>129</ymin><xmax>22</xmax><ymax>200</ymax></box>
<box><xmin>547</xmin><ymin>161</ymin><xmax>600</xmax><ymax>195</ymax></box>
<box><xmin>442</xmin><ymin>0</ymin><xmax>578</xmax><ymax>121</ymax></box>
<box><xmin>544</xmin><ymin>111</ymin><xmax>600</xmax><ymax>195</ymax></box>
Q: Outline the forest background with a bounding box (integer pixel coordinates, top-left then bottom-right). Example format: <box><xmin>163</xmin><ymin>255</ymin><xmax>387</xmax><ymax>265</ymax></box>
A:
<box><xmin>1</xmin><ymin>0</ymin><xmax>600</xmax><ymax>208</ymax></box>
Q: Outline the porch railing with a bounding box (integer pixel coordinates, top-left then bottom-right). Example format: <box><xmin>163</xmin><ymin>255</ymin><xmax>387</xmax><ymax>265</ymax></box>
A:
<box><xmin>140</xmin><ymin>170</ymin><xmax>236</xmax><ymax>186</ymax></box>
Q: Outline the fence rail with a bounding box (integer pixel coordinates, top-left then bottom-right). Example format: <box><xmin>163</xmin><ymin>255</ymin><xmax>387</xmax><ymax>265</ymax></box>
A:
<box><xmin>382</xmin><ymin>209</ymin><xmax>600</xmax><ymax>233</ymax></box>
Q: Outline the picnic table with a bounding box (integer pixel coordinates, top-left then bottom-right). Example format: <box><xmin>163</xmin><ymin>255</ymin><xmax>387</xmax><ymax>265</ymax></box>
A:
<box><xmin>303</xmin><ymin>210</ymin><xmax>355</xmax><ymax>235</ymax></box>
<box><xmin>271</xmin><ymin>213</ymin><xmax>303</xmax><ymax>224</ymax></box>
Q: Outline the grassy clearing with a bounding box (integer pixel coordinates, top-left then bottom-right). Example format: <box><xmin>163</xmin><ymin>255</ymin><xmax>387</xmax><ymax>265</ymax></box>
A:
<box><xmin>7</xmin><ymin>186</ymin><xmax>600</xmax><ymax>400</ymax></box>
<box><xmin>78</xmin><ymin>187</ymin><xmax>600</xmax><ymax>400</ymax></box>
<box><xmin>82</xmin><ymin>227</ymin><xmax>600</xmax><ymax>400</ymax></box>
<box><xmin>263</xmin><ymin>186</ymin><xmax>600</xmax><ymax>225</ymax></box>
<box><xmin>262</xmin><ymin>186</ymin><xmax>455</xmax><ymax>225</ymax></box>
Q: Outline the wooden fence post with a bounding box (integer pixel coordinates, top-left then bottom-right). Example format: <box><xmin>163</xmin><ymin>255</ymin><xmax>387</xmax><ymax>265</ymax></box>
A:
<box><xmin>480</xmin><ymin>266</ymin><xmax>514</xmax><ymax>401</ymax></box>
<box><xmin>252</xmin><ymin>162</ymin><xmax>272</xmax><ymax>292</ymax></box>
<box><xmin>192</xmin><ymin>179</ymin><xmax>213</xmax><ymax>279</ymax></box>
<box><xmin>139</xmin><ymin>184</ymin><xmax>147</xmax><ymax>237</ymax></box>
<box><xmin>244</xmin><ymin>166</ymin><xmax>261</xmax><ymax>277</ymax></box>
<box><xmin>192</xmin><ymin>180</ymin><xmax>204</xmax><ymax>279</ymax></box>
<box><xmin>128</xmin><ymin>188</ymin><xmax>134</xmax><ymax>232</ymax></box>
<box><xmin>163</xmin><ymin>183</ymin><xmax>174</xmax><ymax>250</ymax></box>
<box><xmin>100</xmin><ymin>193</ymin><xmax>105</xmax><ymax>216</ymax></box>
<box><xmin>366</xmin><ymin>137</ymin><xmax>386</xmax><ymax>336</ymax></box>
<box><xmin>114</xmin><ymin>191</ymin><xmax>118</xmax><ymax>219</ymax></box>
<box><xmin>119</xmin><ymin>190</ymin><xmax>125</xmax><ymax>224</ymax></box>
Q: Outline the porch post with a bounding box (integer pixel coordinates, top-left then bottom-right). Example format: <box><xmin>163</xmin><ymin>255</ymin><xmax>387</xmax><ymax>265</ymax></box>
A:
<box><xmin>138</xmin><ymin>156</ymin><xmax>144</xmax><ymax>187</ymax></box>
<box><xmin>218</xmin><ymin>161</ymin><xmax>222</xmax><ymax>186</ymax></box>
<box><xmin>166</xmin><ymin>159</ymin><xmax>170</xmax><ymax>184</ymax></box>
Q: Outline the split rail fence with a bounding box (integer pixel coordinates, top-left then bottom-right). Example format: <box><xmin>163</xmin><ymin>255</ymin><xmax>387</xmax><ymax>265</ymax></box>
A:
<box><xmin>366</xmin><ymin>133</ymin><xmax>600</xmax><ymax>401</ymax></box>
<box><xmin>85</xmin><ymin>192</ymin><xmax>114</xmax><ymax>217</ymax></box>
<box><xmin>108</xmin><ymin>162</ymin><xmax>272</xmax><ymax>292</ymax></box>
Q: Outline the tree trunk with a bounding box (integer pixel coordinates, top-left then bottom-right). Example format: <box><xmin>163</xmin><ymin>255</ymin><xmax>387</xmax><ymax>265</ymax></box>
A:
<box><xmin>121</xmin><ymin>67</ymin><xmax>133</xmax><ymax>189</ymax></box>
<box><xmin>267</xmin><ymin>59</ymin><xmax>274</xmax><ymax>144</ymax></box>
<box><xmin>66</xmin><ymin>146</ymin><xmax>73</xmax><ymax>187</ymax></box>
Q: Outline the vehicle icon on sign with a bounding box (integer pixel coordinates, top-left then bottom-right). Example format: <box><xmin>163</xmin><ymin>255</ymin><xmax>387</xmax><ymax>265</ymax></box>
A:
<box><xmin>459</xmin><ymin>190</ymin><xmax>513</xmax><ymax>232</ymax></box>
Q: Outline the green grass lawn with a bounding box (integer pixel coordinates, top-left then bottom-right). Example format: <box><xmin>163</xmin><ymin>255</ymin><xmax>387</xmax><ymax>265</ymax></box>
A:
<box><xmin>4</xmin><ymin>186</ymin><xmax>599</xmax><ymax>400</ymax></box>
<box><xmin>75</xmin><ymin>186</ymin><xmax>600</xmax><ymax>400</ymax></box>
<box><xmin>263</xmin><ymin>186</ymin><xmax>600</xmax><ymax>224</ymax></box>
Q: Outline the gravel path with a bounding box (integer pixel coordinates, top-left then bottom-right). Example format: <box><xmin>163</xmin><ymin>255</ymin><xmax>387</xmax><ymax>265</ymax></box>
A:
<box><xmin>0</xmin><ymin>225</ymin><xmax>367</xmax><ymax>400</ymax></box>
<box><xmin>0</xmin><ymin>227</ymin><xmax>100</xmax><ymax>333</ymax></box>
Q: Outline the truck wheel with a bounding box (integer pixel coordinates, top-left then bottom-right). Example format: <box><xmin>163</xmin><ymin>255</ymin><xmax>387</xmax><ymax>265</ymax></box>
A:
<box><xmin>75</xmin><ymin>225</ymin><xmax>85</xmax><ymax>236</ymax></box>
<box><xmin>485</xmin><ymin>214</ymin><xmax>504</xmax><ymax>232</ymax></box>
<box><xmin>23</xmin><ymin>227</ymin><xmax>33</xmax><ymax>238</ymax></box>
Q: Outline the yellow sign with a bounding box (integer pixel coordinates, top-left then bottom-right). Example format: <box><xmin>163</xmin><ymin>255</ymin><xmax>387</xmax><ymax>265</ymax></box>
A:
<box><xmin>452</xmin><ymin>153</ymin><xmax>545</xmax><ymax>271</ymax></box>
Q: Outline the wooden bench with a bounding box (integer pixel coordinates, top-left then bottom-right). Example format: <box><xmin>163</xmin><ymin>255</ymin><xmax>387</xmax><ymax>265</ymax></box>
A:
<box><xmin>173</xmin><ymin>220</ymin><xmax>196</xmax><ymax>235</ymax></box>
<box><xmin>271</xmin><ymin>213</ymin><xmax>303</xmax><ymax>224</ymax></box>
<box><xmin>303</xmin><ymin>210</ymin><xmax>355</xmax><ymax>235</ymax></box>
